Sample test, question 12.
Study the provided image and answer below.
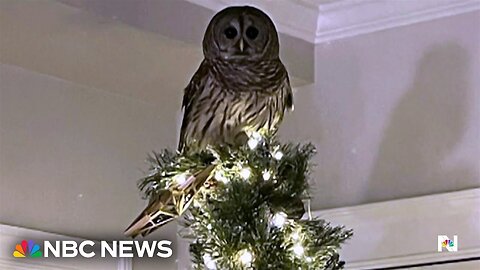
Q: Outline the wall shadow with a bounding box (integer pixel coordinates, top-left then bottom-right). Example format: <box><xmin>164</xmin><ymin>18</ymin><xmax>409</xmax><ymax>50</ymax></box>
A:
<box><xmin>366</xmin><ymin>43</ymin><xmax>476</xmax><ymax>202</ymax></box>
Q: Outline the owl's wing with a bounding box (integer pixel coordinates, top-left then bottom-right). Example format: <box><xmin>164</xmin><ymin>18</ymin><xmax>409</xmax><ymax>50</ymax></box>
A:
<box><xmin>178</xmin><ymin>60</ymin><xmax>210</xmax><ymax>152</ymax></box>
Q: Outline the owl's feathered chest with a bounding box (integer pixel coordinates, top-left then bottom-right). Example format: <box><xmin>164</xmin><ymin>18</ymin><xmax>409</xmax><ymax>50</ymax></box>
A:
<box><xmin>178</xmin><ymin>58</ymin><xmax>292</xmax><ymax>151</ymax></box>
<box><xmin>208</xmin><ymin>59</ymin><xmax>287</xmax><ymax>93</ymax></box>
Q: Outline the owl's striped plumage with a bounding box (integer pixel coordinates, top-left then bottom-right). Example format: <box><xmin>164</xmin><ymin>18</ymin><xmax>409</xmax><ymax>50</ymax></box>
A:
<box><xmin>125</xmin><ymin>6</ymin><xmax>293</xmax><ymax>238</ymax></box>
<box><xmin>179</xmin><ymin>6</ymin><xmax>293</xmax><ymax>152</ymax></box>
<box><xmin>179</xmin><ymin>58</ymin><xmax>292</xmax><ymax>152</ymax></box>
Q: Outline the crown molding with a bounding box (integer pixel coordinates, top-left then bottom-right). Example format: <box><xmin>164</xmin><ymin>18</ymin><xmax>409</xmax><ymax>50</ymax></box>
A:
<box><xmin>313</xmin><ymin>0</ymin><xmax>480</xmax><ymax>43</ymax></box>
<box><xmin>186</xmin><ymin>0</ymin><xmax>480</xmax><ymax>43</ymax></box>
<box><xmin>185</xmin><ymin>0</ymin><xmax>320</xmax><ymax>42</ymax></box>
<box><xmin>312</xmin><ymin>188</ymin><xmax>480</xmax><ymax>269</ymax></box>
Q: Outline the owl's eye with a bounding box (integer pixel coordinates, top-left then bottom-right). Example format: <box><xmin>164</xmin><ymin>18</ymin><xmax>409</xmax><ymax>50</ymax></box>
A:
<box><xmin>224</xmin><ymin>27</ymin><xmax>238</xmax><ymax>39</ymax></box>
<box><xmin>246</xmin><ymin>26</ymin><xmax>259</xmax><ymax>40</ymax></box>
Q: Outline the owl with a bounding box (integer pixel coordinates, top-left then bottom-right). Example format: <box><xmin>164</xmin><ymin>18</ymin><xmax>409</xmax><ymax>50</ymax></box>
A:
<box><xmin>125</xmin><ymin>6</ymin><xmax>293</xmax><ymax>238</ymax></box>
<box><xmin>178</xmin><ymin>5</ymin><xmax>293</xmax><ymax>152</ymax></box>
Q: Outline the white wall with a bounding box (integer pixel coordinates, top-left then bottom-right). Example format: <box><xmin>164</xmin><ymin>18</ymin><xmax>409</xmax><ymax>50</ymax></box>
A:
<box><xmin>280</xmin><ymin>11</ymin><xmax>480</xmax><ymax>209</ymax></box>
<box><xmin>0</xmin><ymin>2</ymin><xmax>196</xmax><ymax>268</ymax></box>
<box><xmin>0</xmin><ymin>64</ymin><xmax>177</xmax><ymax>269</ymax></box>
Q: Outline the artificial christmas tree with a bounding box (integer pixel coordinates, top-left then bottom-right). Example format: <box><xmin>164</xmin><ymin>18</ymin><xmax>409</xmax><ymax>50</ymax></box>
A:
<box><xmin>132</xmin><ymin>134</ymin><xmax>352</xmax><ymax>269</ymax></box>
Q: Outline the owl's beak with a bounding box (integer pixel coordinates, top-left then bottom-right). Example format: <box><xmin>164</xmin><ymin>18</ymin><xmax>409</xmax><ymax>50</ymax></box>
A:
<box><xmin>239</xmin><ymin>38</ymin><xmax>244</xmax><ymax>52</ymax></box>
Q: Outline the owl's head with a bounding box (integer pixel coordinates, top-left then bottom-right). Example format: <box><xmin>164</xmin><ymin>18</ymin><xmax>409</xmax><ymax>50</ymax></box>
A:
<box><xmin>202</xmin><ymin>6</ymin><xmax>280</xmax><ymax>61</ymax></box>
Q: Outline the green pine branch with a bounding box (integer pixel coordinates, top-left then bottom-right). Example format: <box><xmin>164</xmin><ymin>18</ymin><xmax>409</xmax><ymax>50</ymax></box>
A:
<box><xmin>137</xmin><ymin>136</ymin><xmax>352</xmax><ymax>269</ymax></box>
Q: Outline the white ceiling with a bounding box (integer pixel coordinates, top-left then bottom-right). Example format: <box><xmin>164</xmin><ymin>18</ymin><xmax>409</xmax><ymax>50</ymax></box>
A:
<box><xmin>58</xmin><ymin>0</ymin><xmax>316</xmax><ymax>85</ymax></box>
<box><xmin>187</xmin><ymin>0</ymin><xmax>480</xmax><ymax>43</ymax></box>
<box><xmin>1</xmin><ymin>0</ymin><xmax>478</xmax><ymax>104</ymax></box>
<box><xmin>0</xmin><ymin>1</ymin><xmax>213</xmax><ymax>105</ymax></box>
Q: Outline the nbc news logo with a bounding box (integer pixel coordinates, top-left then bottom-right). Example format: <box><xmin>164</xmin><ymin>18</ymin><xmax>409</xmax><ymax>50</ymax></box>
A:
<box><xmin>12</xmin><ymin>239</ymin><xmax>172</xmax><ymax>258</ymax></box>
<box><xmin>13</xmin><ymin>240</ymin><xmax>42</xmax><ymax>258</ymax></box>
<box><xmin>437</xmin><ymin>235</ymin><xmax>458</xmax><ymax>252</ymax></box>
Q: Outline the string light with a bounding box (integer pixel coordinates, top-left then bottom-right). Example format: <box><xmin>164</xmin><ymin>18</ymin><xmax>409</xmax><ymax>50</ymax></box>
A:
<box><xmin>239</xmin><ymin>167</ymin><xmax>251</xmax><ymax>180</ymax></box>
<box><xmin>173</xmin><ymin>173</ymin><xmax>189</xmax><ymax>188</ymax></box>
<box><xmin>192</xmin><ymin>199</ymin><xmax>202</xmax><ymax>208</ymax></box>
<box><xmin>292</xmin><ymin>243</ymin><xmax>304</xmax><ymax>257</ymax></box>
<box><xmin>291</xmin><ymin>231</ymin><xmax>300</xmax><ymax>241</ymax></box>
<box><xmin>203</xmin><ymin>254</ymin><xmax>217</xmax><ymax>270</ymax></box>
<box><xmin>137</xmin><ymin>135</ymin><xmax>351</xmax><ymax>268</ymax></box>
<box><xmin>271</xmin><ymin>212</ymin><xmax>287</xmax><ymax>228</ymax></box>
<box><xmin>262</xmin><ymin>170</ymin><xmax>272</xmax><ymax>181</ymax></box>
<box><xmin>247</xmin><ymin>132</ymin><xmax>262</xmax><ymax>149</ymax></box>
<box><xmin>214</xmin><ymin>170</ymin><xmax>229</xmax><ymax>183</ymax></box>
<box><xmin>238</xmin><ymin>249</ymin><xmax>253</xmax><ymax>265</ymax></box>
<box><xmin>273</xmin><ymin>149</ymin><xmax>284</xmax><ymax>160</ymax></box>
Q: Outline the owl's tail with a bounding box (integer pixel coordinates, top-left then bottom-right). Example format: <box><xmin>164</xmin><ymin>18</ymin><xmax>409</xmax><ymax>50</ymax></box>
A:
<box><xmin>124</xmin><ymin>165</ymin><xmax>215</xmax><ymax>238</ymax></box>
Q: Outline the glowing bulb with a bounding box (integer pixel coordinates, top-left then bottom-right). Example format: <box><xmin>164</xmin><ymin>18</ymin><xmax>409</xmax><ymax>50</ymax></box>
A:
<box><xmin>247</xmin><ymin>139</ymin><xmax>259</xmax><ymax>150</ymax></box>
<box><xmin>291</xmin><ymin>231</ymin><xmax>300</xmax><ymax>240</ymax></box>
<box><xmin>238</xmin><ymin>249</ymin><xmax>253</xmax><ymax>265</ymax></box>
<box><xmin>215</xmin><ymin>170</ymin><xmax>229</xmax><ymax>183</ymax></box>
<box><xmin>239</xmin><ymin>167</ymin><xmax>251</xmax><ymax>179</ymax></box>
<box><xmin>247</xmin><ymin>132</ymin><xmax>262</xmax><ymax>149</ymax></box>
<box><xmin>203</xmin><ymin>254</ymin><xmax>217</xmax><ymax>270</ymax></box>
<box><xmin>273</xmin><ymin>150</ymin><xmax>284</xmax><ymax>160</ymax></box>
<box><xmin>173</xmin><ymin>173</ymin><xmax>188</xmax><ymax>186</ymax></box>
<box><xmin>306</xmin><ymin>256</ymin><xmax>313</xmax><ymax>263</ymax></box>
<box><xmin>262</xmin><ymin>170</ymin><xmax>272</xmax><ymax>181</ymax></box>
<box><xmin>292</xmin><ymin>244</ymin><xmax>304</xmax><ymax>257</ymax></box>
<box><xmin>271</xmin><ymin>212</ymin><xmax>287</xmax><ymax>228</ymax></box>
<box><xmin>207</xmin><ymin>224</ymin><xmax>212</xmax><ymax>230</ymax></box>
<box><xmin>193</xmin><ymin>199</ymin><xmax>202</xmax><ymax>208</ymax></box>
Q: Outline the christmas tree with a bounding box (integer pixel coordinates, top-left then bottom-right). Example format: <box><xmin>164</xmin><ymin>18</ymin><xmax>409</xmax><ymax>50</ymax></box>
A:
<box><xmin>136</xmin><ymin>133</ymin><xmax>352</xmax><ymax>269</ymax></box>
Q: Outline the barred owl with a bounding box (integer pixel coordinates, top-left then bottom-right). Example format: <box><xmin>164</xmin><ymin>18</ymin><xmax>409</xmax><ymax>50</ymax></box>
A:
<box><xmin>125</xmin><ymin>6</ymin><xmax>293</xmax><ymax>238</ymax></box>
<box><xmin>179</xmin><ymin>6</ymin><xmax>293</xmax><ymax>152</ymax></box>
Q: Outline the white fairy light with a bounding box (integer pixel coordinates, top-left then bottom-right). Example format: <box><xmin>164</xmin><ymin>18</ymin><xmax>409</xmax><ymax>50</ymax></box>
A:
<box><xmin>306</xmin><ymin>256</ymin><xmax>313</xmax><ymax>263</ymax></box>
<box><xmin>247</xmin><ymin>131</ymin><xmax>262</xmax><ymax>150</ymax></box>
<box><xmin>192</xmin><ymin>199</ymin><xmax>202</xmax><ymax>208</ymax></box>
<box><xmin>292</xmin><ymin>243</ymin><xmax>304</xmax><ymax>257</ymax></box>
<box><xmin>239</xmin><ymin>167</ymin><xmax>251</xmax><ymax>180</ymax></box>
<box><xmin>203</xmin><ymin>254</ymin><xmax>217</xmax><ymax>270</ymax></box>
<box><xmin>238</xmin><ymin>249</ymin><xmax>253</xmax><ymax>265</ymax></box>
<box><xmin>262</xmin><ymin>170</ymin><xmax>272</xmax><ymax>181</ymax></box>
<box><xmin>291</xmin><ymin>231</ymin><xmax>300</xmax><ymax>241</ymax></box>
<box><xmin>207</xmin><ymin>224</ymin><xmax>212</xmax><ymax>230</ymax></box>
<box><xmin>173</xmin><ymin>173</ymin><xmax>188</xmax><ymax>186</ymax></box>
<box><xmin>273</xmin><ymin>150</ymin><xmax>284</xmax><ymax>160</ymax></box>
<box><xmin>214</xmin><ymin>170</ymin><xmax>229</xmax><ymax>183</ymax></box>
<box><xmin>271</xmin><ymin>212</ymin><xmax>287</xmax><ymax>228</ymax></box>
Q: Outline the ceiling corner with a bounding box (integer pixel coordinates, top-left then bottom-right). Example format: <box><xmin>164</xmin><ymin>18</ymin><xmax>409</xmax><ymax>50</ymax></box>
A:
<box><xmin>185</xmin><ymin>0</ymin><xmax>320</xmax><ymax>43</ymax></box>
<box><xmin>314</xmin><ymin>0</ymin><xmax>480</xmax><ymax>43</ymax></box>
<box><xmin>187</xmin><ymin>0</ymin><xmax>480</xmax><ymax>44</ymax></box>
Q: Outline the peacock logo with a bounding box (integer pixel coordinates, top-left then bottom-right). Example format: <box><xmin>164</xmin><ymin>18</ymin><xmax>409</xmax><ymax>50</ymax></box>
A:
<box><xmin>13</xmin><ymin>240</ymin><xmax>43</xmax><ymax>258</ymax></box>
